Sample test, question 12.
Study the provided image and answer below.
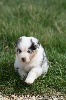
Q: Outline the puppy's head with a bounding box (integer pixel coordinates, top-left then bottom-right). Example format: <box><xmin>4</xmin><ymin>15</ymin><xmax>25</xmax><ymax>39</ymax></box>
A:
<box><xmin>16</xmin><ymin>36</ymin><xmax>40</xmax><ymax>63</ymax></box>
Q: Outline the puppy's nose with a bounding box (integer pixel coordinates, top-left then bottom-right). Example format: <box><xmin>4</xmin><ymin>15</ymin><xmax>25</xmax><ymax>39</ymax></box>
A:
<box><xmin>22</xmin><ymin>57</ymin><xmax>26</xmax><ymax>62</ymax></box>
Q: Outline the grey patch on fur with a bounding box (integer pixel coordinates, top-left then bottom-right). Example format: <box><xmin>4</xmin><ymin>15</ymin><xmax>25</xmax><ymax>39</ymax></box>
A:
<box><xmin>14</xmin><ymin>67</ymin><xmax>19</xmax><ymax>72</ymax></box>
<box><xmin>40</xmin><ymin>53</ymin><xmax>48</xmax><ymax>67</ymax></box>
<box><xmin>37</xmin><ymin>41</ymin><xmax>40</xmax><ymax>47</ymax></box>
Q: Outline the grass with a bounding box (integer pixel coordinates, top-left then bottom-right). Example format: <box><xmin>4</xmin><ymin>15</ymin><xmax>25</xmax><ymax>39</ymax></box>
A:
<box><xmin>0</xmin><ymin>0</ymin><xmax>66</xmax><ymax>95</ymax></box>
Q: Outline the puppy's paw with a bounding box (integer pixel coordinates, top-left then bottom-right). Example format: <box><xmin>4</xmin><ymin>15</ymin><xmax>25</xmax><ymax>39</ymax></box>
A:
<box><xmin>25</xmin><ymin>77</ymin><xmax>34</xmax><ymax>84</ymax></box>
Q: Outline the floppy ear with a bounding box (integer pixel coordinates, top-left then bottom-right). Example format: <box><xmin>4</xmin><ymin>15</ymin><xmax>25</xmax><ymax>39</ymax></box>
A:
<box><xmin>16</xmin><ymin>37</ymin><xmax>22</xmax><ymax>47</ymax></box>
<box><xmin>30</xmin><ymin>38</ymin><xmax>40</xmax><ymax>50</ymax></box>
<box><xmin>30</xmin><ymin>39</ymin><xmax>37</xmax><ymax>50</ymax></box>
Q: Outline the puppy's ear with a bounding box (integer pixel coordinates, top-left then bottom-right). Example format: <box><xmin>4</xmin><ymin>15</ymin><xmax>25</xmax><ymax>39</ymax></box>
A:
<box><xmin>30</xmin><ymin>39</ymin><xmax>37</xmax><ymax>50</ymax></box>
<box><xmin>31</xmin><ymin>37</ymin><xmax>40</xmax><ymax>47</ymax></box>
<box><xmin>16</xmin><ymin>37</ymin><xmax>22</xmax><ymax>47</ymax></box>
<box><xmin>30</xmin><ymin>38</ymin><xmax>40</xmax><ymax>50</ymax></box>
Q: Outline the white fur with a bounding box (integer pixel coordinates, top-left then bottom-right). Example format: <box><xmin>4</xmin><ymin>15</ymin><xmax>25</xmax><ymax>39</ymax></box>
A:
<box><xmin>14</xmin><ymin>36</ymin><xmax>49</xmax><ymax>84</ymax></box>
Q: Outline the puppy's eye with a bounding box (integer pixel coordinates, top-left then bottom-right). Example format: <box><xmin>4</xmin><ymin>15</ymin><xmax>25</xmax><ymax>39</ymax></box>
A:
<box><xmin>27</xmin><ymin>50</ymin><xmax>32</xmax><ymax>54</ymax></box>
<box><xmin>17</xmin><ymin>49</ymin><xmax>22</xmax><ymax>53</ymax></box>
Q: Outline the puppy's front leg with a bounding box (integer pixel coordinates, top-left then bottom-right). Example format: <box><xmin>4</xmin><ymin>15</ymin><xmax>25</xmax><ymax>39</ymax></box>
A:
<box><xmin>25</xmin><ymin>67</ymin><xmax>42</xmax><ymax>84</ymax></box>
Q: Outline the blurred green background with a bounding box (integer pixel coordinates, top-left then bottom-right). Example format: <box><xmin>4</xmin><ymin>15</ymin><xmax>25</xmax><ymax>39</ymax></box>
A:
<box><xmin>0</xmin><ymin>0</ymin><xmax>66</xmax><ymax>95</ymax></box>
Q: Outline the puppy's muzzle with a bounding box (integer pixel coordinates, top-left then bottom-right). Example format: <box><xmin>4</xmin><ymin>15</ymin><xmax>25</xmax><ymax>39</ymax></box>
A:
<box><xmin>22</xmin><ymin>57</ymin><xmax>26</xmax><ymax>62</ymax></box>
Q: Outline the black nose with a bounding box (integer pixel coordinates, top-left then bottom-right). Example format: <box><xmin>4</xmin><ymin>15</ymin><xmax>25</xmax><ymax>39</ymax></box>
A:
<box><xmin>22</xmin><ymin>57</ymin><xmax>26</xmax><ymax>62</ymax></box>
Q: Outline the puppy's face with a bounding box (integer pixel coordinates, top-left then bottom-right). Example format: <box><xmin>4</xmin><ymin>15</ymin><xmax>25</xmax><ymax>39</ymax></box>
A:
<box><xmin>16</xmin><ymin>36</ymin><xmax>40</xmax><ymax>63</ymax></box>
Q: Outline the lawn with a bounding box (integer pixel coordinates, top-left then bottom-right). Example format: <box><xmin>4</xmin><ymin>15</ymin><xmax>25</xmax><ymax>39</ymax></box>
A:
<box><xmin>0</xmin><ymin>0</ymin><xmax>66</xmax><ymax>96</ymax></box>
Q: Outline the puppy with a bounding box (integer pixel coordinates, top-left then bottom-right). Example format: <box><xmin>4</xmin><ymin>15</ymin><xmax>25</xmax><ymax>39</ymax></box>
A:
<box><xmin>14</xmin><ymin>36</ymin><xmax>49</xmax><ymax>84</ymax></box>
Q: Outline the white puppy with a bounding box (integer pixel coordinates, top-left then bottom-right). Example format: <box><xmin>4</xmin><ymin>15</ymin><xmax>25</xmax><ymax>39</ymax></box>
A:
<box><xmin>14</xmin><ymin>36</ymin><xmax>49</xmax><ymax>84</ymax></box>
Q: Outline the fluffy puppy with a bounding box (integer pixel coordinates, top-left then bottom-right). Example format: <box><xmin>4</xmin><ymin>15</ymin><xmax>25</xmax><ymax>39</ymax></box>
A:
<box><xmin>14</xmin><ymin>36</ymin><xmax>49</xmax><ymax>84</ymax></box>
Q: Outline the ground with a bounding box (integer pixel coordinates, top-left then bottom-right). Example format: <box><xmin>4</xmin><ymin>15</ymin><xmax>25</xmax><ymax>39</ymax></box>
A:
<box><xmin>0</xmin><ymin>0</ymin><xmax>66</xmax><ymax>97</ymax></box>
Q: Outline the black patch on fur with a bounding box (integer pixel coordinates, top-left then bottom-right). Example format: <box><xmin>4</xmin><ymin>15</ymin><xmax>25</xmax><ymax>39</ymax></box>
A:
<box><xmin>29</xmin><ymin>39</ymin><xmax>37</xmax><ymax>50</ymax></box>
<box><xmin>17</xmin><ymin>49</ymin><xmax>22</xmax><ymax>53</ymax></box>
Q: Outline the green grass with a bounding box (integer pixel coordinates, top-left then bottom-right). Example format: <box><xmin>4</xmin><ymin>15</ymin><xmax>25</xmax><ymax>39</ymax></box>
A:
<box><xmin>0</xmin><ymin>0</ymin><xmax>66</xmax><ymax>95</ymax></box>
